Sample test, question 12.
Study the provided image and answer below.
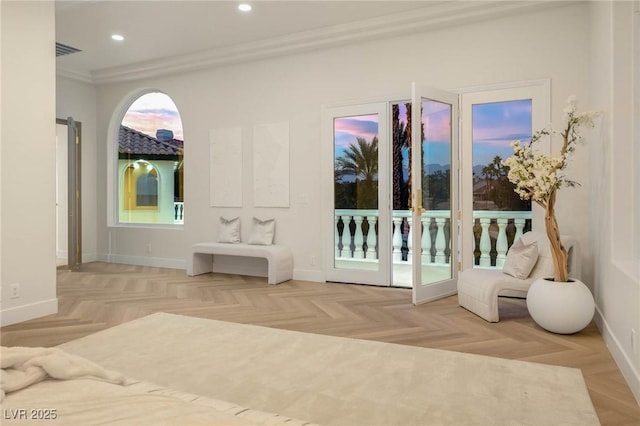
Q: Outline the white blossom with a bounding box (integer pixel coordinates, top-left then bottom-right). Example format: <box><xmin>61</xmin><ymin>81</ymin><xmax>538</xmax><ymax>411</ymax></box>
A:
<box><xmin>503</xmin><ymin>96</ymin><xmax>600</xmax><ymax>207</ymax></box>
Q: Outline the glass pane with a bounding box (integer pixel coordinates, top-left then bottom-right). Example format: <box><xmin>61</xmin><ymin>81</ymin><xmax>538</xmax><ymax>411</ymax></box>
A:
<box><xmin>471</xmin><ymin>99</ymin><xmax>533</xmax><ymax>267</ymax></box>
<box><xmin>391</xmin><ymin>102</ymin><xmax>411</xmax><ymax>287</ymax></box>
<box><xmin>421</xmin><ymin>99</ymin><xmax>453</xmax><ymax>285</ymax></box>
<box><xmin>333</xmin><ymin>114</ymin><xmax>379</xmax><ymax>271</ymax></box>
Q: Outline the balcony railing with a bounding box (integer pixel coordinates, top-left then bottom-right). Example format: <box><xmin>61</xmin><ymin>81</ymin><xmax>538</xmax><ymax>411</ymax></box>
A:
<box><xmin>174</xmin><ymin>202</ymin><xmax>184</xmax><ymax>225</ymax></box>
<box><xmin>334</xmin><ymin>209</ymin><xmax>531</xmax><ymax>269</ymax></box>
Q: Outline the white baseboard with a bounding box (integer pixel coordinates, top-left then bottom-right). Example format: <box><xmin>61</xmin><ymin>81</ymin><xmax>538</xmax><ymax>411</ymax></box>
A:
<box><xmin>82</xmin><ymin>252</ymin><xmax>98</xmax><ymax>263</ymax></box>
<box><xmin>594</xmin><ymin>306</ymin><xmax>640</xmax><ymax>405</ymax></box>
<box><xmin>1</xmin><ymin>298</ymin><xmax>58</xmax><ymax>327</ymax></box>
<box><xmin>97</xmin><ymin>253</ymin><xmax>186</xmax><ymax>270</ymax></box>
<box><xmin>293</xmin><ymin>269</ymin><xmax>324</xmax><ymax>282</ymax></box>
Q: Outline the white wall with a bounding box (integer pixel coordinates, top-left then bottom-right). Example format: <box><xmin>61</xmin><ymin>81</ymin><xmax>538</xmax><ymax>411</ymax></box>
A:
<box><xmin>1</xmin><ymin>1</ymin><xmax>57</xmax><ymax>325</ymax></box>
<box><xmin>589</xmin><ymin>0</ymin><xmax>640</xmax><ymax>403</ymax></box>
<box><xmin>56</xmin><ymin>76</ymin><xmax>98</xmax><ymax>262</ymax></box>
<box><xmin>87</xmin><ymin>3</ymin><xmax>592</xmax><ymax>282</ymax></box>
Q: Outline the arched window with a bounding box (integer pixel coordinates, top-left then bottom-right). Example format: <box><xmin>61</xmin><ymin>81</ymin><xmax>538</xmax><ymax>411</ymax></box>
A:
<box><xmin>117</xmin><ymin>92</ymin><xmax>183</xmax><ymax>224</ymax></box>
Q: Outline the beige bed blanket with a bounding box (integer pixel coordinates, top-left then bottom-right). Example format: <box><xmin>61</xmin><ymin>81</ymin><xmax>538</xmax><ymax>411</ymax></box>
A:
<box><xmin>0</xmin><ymin>346</ymin><xmax>127</xmax><ymax>401</ymax></box>
<box><xmin>1</xmin><ymin>346</ymin><xmax>316</xmax><ymax>425</ymax></box>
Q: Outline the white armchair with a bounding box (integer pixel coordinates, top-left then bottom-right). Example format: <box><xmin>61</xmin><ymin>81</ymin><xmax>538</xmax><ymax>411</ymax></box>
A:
<box><xmin>457</xmin><ymin>231</ymin><xmax>581</xmax><ymax>322</ymax></box>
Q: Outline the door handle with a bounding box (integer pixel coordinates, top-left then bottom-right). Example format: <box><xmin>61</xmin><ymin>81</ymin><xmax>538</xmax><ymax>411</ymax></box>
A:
<box><xmin>411</xmin><ymin>191</ymin><xmax>425</xmax><ymax>215</ymax></box>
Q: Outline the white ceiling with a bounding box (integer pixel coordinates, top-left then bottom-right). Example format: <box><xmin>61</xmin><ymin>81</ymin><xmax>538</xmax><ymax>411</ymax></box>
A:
<box><xmin>55</xmin><ymin>1</ymin><xmax>436</xmax><ymax>81</ymax></box>
<box><xmin>55</xmin><ymin>1</ymin><xmax>568</xmax><ymax>84</ymax></box>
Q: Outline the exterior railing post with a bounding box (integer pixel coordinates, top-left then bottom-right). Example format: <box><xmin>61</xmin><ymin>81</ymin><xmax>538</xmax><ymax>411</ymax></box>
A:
<box><xmin>333</xmin><ymin>209</ymin><xmax>531</xmax><ymax>268</ymax></box>
<box><xmin>479</xmin><ymin>218</ymin><xmax>492</xmax><ymax>267</ymax></box>
<box><xmin>435</xmin><ymin>217</ymin><xmax>447</xmax><ymax>264</ymax></box>
<box><xmin>365</xmin><ymin>216</ymin><xmax>376</xmax><ymax>259</ymax></box>
<box><xmin>392</xmin><ymin>217</ymin><xmax>403</xmax><ymax>262</ymax></box>
<box><xmin>421</xmin><ymin>216</ymin><xmax>430</xmax><ymax>264</ymax></box>
<box><xmin>514</xmin><ymin>217</ymin><xmax>526</xmax><ymax>242</ymax></box>
<box><xmin>173</xmin><ymin>202</ymin><xmax>184</xmax><ymax>224</ymax></box>
<box><xmin>496</xmin><ymin>218</ymin><xmax>509</xmax><ymax>267</ymax></box>
<box><xmin>335</xmin><ymin>215</ymin><xmax>342</xmax><ymax>258</ymax></box>
<box><xmin>406</xmin><ymin>217</ymin><xmax>413</xmax><ymax>263</ymax></box>
<box><xmin>353</xmin><ymin>215</ymin><xmax>364</xmax><ymax>259</ymax></box>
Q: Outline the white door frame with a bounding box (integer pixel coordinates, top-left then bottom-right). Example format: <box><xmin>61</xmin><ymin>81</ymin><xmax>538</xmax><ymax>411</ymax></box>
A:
<box><xmin>322</xmin><ymin>102</ymin><xmax>391</xmax><ymax>286</ymax></box>
<box><xmin>459</xmin><ymin>80</ymin><xmax>550</xmax><ymax>271</ymax></box>
<box><xmin>411</xmin><ymin>84</ymin><xmax>460</xmax><ymax>304</ymax></box>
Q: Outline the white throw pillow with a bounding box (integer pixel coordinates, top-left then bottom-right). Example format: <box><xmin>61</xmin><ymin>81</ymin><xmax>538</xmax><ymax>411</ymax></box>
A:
<box><xmin>218</xmin><ymin>216</ymin><xmax>241</xmax><ymax>243</ymax></box>
<box><xmin>248</xmin><ymin>217</ymin><xmax>275</xmax><ymax>245</ymax></box>
<box><xmin>502</xmin><ymin>235</ymin><xmax>539</xmax><ymax>279</ymax></box>
<box><xmin>528</xmin><ymin>249</ymin><xmax>555</xmax><ymax>279</ymax></box>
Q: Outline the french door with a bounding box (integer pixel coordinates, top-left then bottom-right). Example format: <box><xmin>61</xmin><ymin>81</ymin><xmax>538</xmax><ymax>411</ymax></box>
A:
<box><xmin>324</xmin><ymin>102</ymin><xmax>391</xmax><ymax>286</ymax></box>
<box><xmin>459</xmin><ymin>81</ymin><xmax>549</xmax><ymax>271</ymax></box>
<box><xmin>324</xmin><ymin>85</ymin><xmax>459</xmax><ymax>304</ymax></box>
<box><xmin>411</xmin><ymin>84</ymin><xmax>459</xmax><ymax>304</ymax></box>
<box><xmin>56</xmin><ymin>117</ymin><xmax>82</xmax><ymax>271</ymax></box>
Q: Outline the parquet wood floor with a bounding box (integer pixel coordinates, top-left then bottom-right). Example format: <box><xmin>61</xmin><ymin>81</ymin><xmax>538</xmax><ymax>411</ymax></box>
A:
<box><xmin>2</xmin><ymin>262</ymin><xmax>639</xmax><ymax>425</ymax></box>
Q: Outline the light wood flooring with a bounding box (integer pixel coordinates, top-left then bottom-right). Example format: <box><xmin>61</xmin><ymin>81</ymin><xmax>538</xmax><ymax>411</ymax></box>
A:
<box><xmin>2</xmin><ymin>262</ymin><xmax>639</xmax><ymax>425</ymax></box>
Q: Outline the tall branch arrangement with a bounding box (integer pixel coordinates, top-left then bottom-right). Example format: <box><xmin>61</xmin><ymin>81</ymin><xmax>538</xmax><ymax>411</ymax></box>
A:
<box><xmin>503</xmin><ymin>96</ymin><xmax>600</xmax><ymax>282</ymax></box>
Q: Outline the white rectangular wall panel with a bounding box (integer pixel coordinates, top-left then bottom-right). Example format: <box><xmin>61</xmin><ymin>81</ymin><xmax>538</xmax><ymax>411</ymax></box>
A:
<box><xmin>253</xmin><ymin>122</ymin><xmax>290</xmax><ymax>207</ymax></box>
<box><xmin>209</xmin><ymin>127</ymin><xmax>243</xmax><ymax>207</ymax></box>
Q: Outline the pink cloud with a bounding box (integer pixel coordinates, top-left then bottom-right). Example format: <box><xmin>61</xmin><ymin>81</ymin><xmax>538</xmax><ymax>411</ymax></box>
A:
<box><xmin>121</xmin><ymin>93</ymin><xmax>184</xmax><ymax>140</ymax></box>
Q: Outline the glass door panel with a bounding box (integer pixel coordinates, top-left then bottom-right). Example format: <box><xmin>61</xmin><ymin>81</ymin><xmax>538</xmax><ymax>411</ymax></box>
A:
<box><xmin>460</xmin><ymin>82</ymin><xmax>549</xmax><ymax>271</ymax></box>
<box><xmin>324</xmin><ymin>103</ymin><xmax>390</xmax><ymax>286</ymax></box>
<box><xmin>412</xmin><ymin>84</ymin><xmax>459</xmax><ymax>304</ymax></box>
<box><xmin>390</xmin><ymin>102</ymin><xmax>411</xmax><ymax>288</ymax></box>
<box><xmin>471</xmin><ymin>100</ymin><xmax>532</xmax><ymax>268</ymax></box>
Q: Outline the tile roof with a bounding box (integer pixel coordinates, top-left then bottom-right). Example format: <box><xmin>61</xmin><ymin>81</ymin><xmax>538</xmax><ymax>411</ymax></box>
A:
<box><xmin>119</xmin><ymin>125</ymin><xmax>183</xmax><ymax>157</ymax></box>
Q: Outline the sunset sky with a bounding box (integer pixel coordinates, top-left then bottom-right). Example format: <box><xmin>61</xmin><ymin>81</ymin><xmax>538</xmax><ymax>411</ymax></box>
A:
<box><xmin>125</xmin><ymin>93</ymin><xmax>531</xmax><ymax>170</ymax></box>
<box><xmin>472</xmin><ymin>99</ymin><xmax>532</xmax><ymax>166</ymax></box>
<box><xmin>333</xmin><ymin>98</ymin><xmax>532</xmax><ymax>171</ymax></box>
<box><xmin>121</xmin><ymin>92</ymin><xmax>184</xmax><ymax>140</ymax></box>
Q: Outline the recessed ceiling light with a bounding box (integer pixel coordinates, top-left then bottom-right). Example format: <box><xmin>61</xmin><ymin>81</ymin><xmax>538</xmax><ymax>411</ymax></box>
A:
<box><xmin>111</xmin><ymin>34</ymin><xmax>124</xmax><ymax>41</ymax></box>
<box><xmin>238</xmin><ymin>3</ymin><xmax>252</xmax><ymax>12</ymax></box>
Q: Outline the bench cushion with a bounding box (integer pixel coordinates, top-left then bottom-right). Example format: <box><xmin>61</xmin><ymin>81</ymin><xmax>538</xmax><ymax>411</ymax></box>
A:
<box><xmin>192</xmin><ymin>242</ymin><xmax>287</xmax><ymax>258</ymax></box>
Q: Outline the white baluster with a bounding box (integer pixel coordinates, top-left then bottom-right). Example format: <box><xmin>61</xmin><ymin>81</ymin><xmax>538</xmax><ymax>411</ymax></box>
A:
<box><xmin>392</xmin><ymin>217</ymin><xmax>403</xmax><ymax>262</ymax></box>
<box><xmin>365</xmin><ymin>216</ymin><xmax>377</xmax><ymax>259</ymax></box>
<box><xmin>373</xmin><ymin>217</ymin><xmax>379</xmax><ymax>260</ymax></box>
<box><xmin>435</xmin><ymin>217</ymin><xmax>447</xmax><ymax>265</ymax></box>
<box><xmin>514</xmin><ymin>218</ymin><xmax>526</xmax><ymax>241</ymax></box>
<box><xmin>353</xmin><ymin>215</ymin><xmax>364</xmax><ymax>259</ymax></box>
<box><xmin>495</xmin><ymin>218</ymin><xmax>509</xmax><ymax>267</ymax></box>
<box><xmin>335</xmin><ymin>215</ymin><xmax>342</xmax><ymax>258</ymax></box>
<box><xmin>479</xmin><ymin>218</ymin><xmax>491</xmax><ymax>267</ymax></box>
<box><xmin>406</xmin><ymin>217</ymin><xmax>413</xmax><ymax>263</ymax></box>
<box><xmin>421</xmin><ymin>216</ymin><xmax>430</xmax><ymax>264</ymax></box>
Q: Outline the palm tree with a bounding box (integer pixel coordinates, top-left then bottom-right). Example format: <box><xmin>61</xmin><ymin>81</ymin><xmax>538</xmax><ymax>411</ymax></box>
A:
<box><xmin>335</xmin><ymin>137</ymin><xmax>378</xmax><ymax>209</ymax></box>
<box><xmin>481</xmin><ymin>155</ymin><xmax>505</xmax><ymax>197</ymax></box>
<box><xmin>392</xmin><ymin>104</ymin><xmax>409</xmax><ymax>210</ymax></box>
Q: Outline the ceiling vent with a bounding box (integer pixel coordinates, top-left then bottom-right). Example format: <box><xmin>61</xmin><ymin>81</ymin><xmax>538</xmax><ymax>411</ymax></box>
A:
<box><xmin>56</xmin><ymin>42</ymin><xmax>82</xmax><ymax>57</ymax></box>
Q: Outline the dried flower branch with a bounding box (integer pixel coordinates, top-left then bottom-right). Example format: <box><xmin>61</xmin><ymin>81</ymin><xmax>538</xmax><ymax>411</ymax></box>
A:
<box><xmin>503</xmin><ymin>96</ymin><xmax>600</xmax><ymax>282</ymax></box>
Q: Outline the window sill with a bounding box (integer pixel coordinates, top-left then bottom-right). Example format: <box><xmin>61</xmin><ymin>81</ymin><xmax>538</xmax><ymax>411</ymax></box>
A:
<box><xmin>109</xmin><ymin>223</ymin><xmax>184</xmax><ymax>231</ymax></box>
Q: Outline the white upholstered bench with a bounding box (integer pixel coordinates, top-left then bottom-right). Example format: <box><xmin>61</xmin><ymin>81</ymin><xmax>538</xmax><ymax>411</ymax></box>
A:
<box><xmin>187</xmin><ymin>242</ymin><xmax>293</xmax><ymax>285</ymax></box>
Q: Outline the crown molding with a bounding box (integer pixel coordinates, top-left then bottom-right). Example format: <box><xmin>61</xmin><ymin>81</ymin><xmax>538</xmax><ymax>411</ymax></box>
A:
<box><xmin>56</xmin><ymin>66</ymin><xmax>94</xmax><ymax>84</ymax></box>
<box><xmin>78</xmin><ymin>0</ymin><xmax>572</xmax><ymax>85</ymax></box>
